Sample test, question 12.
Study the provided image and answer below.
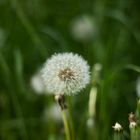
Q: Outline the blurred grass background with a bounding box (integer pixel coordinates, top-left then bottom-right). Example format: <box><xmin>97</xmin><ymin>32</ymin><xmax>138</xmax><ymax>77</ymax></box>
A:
<box><xmin>0</xmin><ymin>0</ymin><xmax>140</xmax><ymax>140</ymax></box>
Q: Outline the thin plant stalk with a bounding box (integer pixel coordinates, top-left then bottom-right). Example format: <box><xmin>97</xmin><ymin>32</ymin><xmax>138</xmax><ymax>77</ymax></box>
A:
<box><xmin>61</xmin><ymin>109</ymin><xmax>71</xmax><ymax>140</ymax></box>
<box><xmin>130</xmin><ymin>128</ymin><xmax>138</xmax><ymax>140</ymax></box>
<box><xmin>87</xmin><ymin>86</ymin><xmax>97</xmax><ymax>140</ymax></box>
<box><xmin>113</xmin><ymin>132</ymin><xmax>124</xmax><ymax>140</ymax></box>
<box><xmin>67</xmin><ymin>98</ymin><xmax>75</xmax><ymax>140</ymax></box>
<box><xmin>114</xmin><ymin>133</ymin><xmax>119</xmax><ymax>140</ymax></box>
<box><xmin>55</xmin><ymin>95</ymin><xmax>72</xmax><ymax>140</ymax></box>
<box><xmin>68</xmin><ymin>109</ymin><xmax>75</xmax><ymax>140</ymax></box>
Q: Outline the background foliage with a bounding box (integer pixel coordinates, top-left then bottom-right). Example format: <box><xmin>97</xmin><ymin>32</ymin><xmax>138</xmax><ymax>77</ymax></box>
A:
<box><xmin>0</xmin><ymin>0</ymin><xmax>140</xmax><ymax>140</ymax></box>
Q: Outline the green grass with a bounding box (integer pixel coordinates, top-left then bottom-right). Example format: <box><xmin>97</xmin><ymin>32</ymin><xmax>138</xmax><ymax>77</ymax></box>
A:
<box><xmin>0</xmin><ymin>0</ymin><xmax>140</xmax><ymax>140</ymax></box>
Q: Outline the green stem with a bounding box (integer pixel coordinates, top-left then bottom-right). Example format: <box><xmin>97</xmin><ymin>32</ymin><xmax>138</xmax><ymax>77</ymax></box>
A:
<box><xmin>67</xmin><ymin>98</ymin><xmax>75</xmax><ymax>140</ymax></box>
<box><xmin>68</xmin><ymin>110</ymin><xmax>75</xmax><ymax>140</ymax></box>
<box><xmin>114</xmin><ymin>131</ymin><xmax>125</xmax><ymax>140</ymax></box>
<box><xmin>114</xmin><ymin>133</ymin><xmax>120</xmax><ymax>140</ymax></box>
<box><xmin>61</xmin><ymin>109</ymin><xmax>71</xmax><ymax>140</ymax></box>
<box><xmin>130</xmin><ymin>128</ymin><xmax>137</xmax><ymax>140</ymax></box>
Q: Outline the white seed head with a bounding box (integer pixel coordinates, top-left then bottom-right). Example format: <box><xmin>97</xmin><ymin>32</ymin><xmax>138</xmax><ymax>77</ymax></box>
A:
<box><xmin>93</xmin><ymin>63</ymin><xmax>102</xmax><ymax>72</ymax></box>
<box><xmin>112</xmin><ymin>122</ymin><xmax>123</xmax><ymax>131</ymax></box>
<box><xmin>41</xmin><ymin>53</ymin><xmax>90</xmax><ymax>95</ymax></box>
<box><xmin>43</xmin><ymin>104</ymin><xmax>62</xmax><ymax>122</ymax></box>
<box><xmin>87</xmin><ymin>118</ymin><xmax>94</xmax><ymax>128</ymax></box>
<box><xmin>129</xmin><ymin>121</ymin><xmax>137</xmax><ymax>129</ymax></box>
<box><xmin>71</xmin><ymin>15</ymin><xmax>96</xmax><ymax>41</ymax></box>
<box><xmin>30</xmin><ymin>72</ymin><xmax>45</xmax><ymax>94</ymax></box>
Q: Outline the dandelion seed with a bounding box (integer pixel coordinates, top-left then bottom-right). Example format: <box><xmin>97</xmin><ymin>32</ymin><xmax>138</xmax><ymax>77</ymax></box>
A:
<box><xmin>43</xmin><ymin>104</ymin><xmax>62</xmax><ymax>122</ymax></box>
<box><xmin>112</xmin><ymin>122</ymin><xmax>123</xmax><ymax>132</ymax></box>
<box><xmin>128</xmin><ymin>112</ymin><xmax>136</xmax><ymax>123</ymax></box>
<box><xmin>87</xmin><ymin>118</ymin><xmax>94</xmax><ymax>128</ymax></box>
<box><xmin>41</xmin><ymin>53</ymin><xmax>90</xmax><ymax>95</ymax></box>
<box><xmin>129</xmin><ymin>122</ymin><xmax>137</xmax><ymax>128</ymax></box>
<box><xmin>30</xmin><ymin>71</ymin><xmax>45</xmax><ymax>94</ymax></box>
<box><xmin>71</xmin><ymin>15</ymin><xmax>96</xmax><ymax>41</ymax></box>
<box><xmin>93</xmin><ymin>63</ymin><xmax>102</xmax><ymax>72</ymax></box>
<box><xmin>128</xmin><ymin>112</ymin><xmax>137</xmax><ymax>128</ymax></box>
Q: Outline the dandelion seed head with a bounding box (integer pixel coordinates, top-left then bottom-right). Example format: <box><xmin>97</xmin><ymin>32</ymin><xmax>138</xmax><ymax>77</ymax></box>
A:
<box><xmin>71</xmin><ymin>15</ymin><xmax>97</xmax><ymax>41</ymax></box>
<box><xmin>129</xmin><ymin>122</ymin><xmax>137</xmax><ymax>129</ymax></box>
<box><xmin>87</xmin><ymin>118</ymin><xmax>94</xmax><ymax>128</ymax></box>
<box><xmin>43</xmin><ymin>104</ymin><xmax>62</xmax><ymax>122</ymax></box>
<box><xmin>112</xmin><ymin>122</ymin><xmax>123</xmax><ymax>132</ymax></box>
<box><xmin>41</xmin><ymin>53</ymin><xmax>90</xmax><ymax>95</ymax></box>
<box><xmin>93</xmin><ymin>63</ymin><xmax>102</xmax><ymax>72</ymax></box>
<box><xmin>128</xmin><ymin>112</ymin><xmax>136</xmax><ymax>123</ymax></box>
<box><xmin>30</xmin><ymin>72</ymin><xmax>45</xmax><ymax>94</ymax></box>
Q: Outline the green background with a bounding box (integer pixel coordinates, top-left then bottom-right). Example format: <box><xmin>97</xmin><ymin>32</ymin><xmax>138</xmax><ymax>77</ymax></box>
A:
<box><xmin>0</xmin><ymin>0</ymin><xmax>140</xmax><ymax>139</ymax></box>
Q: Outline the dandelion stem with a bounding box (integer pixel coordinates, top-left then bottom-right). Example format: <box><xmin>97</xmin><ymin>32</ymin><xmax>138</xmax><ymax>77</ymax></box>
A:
<box><xmin>68</xmin><ymin>111</ymin><xmax>75</xmax><ymax>140</ymax></box>
<box><xmin>61</xmin><ymin>109</ymin><xmax>71</xmax><ymax>140</ymax></box>
<box><xmin>130</xmin><ymin>128</ymin><xmax>137</xmax><ymax>140</ymax></box>
<box><xmin>67</xmin><ymin>98</ymin><xmax>75</xmax><ymax>140</ymax></box>
<box><xmin>55</xmin><ymin>95</ymin><xmax>72</xmax><ymax>140</ymax></box>
<box><xmin>113</xmin><ymin>132</ymin><xmax>120</xmax><ymax>140</ymax></box>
